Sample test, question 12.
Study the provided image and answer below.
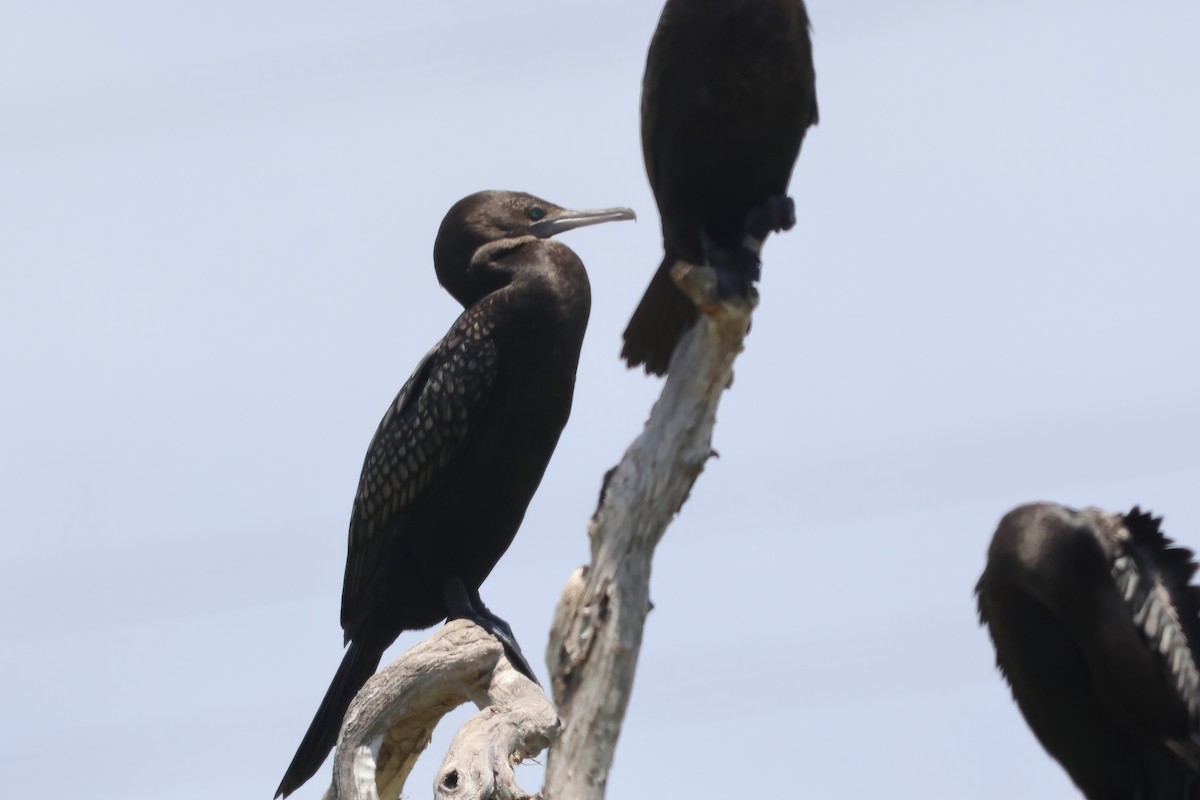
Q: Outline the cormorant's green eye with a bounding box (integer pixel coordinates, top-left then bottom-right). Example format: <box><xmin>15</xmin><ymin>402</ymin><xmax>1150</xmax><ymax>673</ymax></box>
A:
<box><xmin>528</xmin><ymin>207</ymin><xmax>546</xmax><ymax>221</ymax></box>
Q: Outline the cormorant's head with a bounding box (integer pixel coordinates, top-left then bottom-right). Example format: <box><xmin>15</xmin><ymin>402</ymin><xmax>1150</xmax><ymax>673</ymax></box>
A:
<box><xmin>986</xmin><ymin>503</ymin><xmax>1114</xmax><ymax>598</ymax></box>
<box><xmin>433</xmin><ymin>190</ymin><xmax>634</xmax><ymax>307</ymax></box>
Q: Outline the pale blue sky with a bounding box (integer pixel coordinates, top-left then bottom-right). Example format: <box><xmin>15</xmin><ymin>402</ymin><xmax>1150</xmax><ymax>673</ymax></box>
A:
<box><xmin>2</xmin><ymin>1</ymin><xmax>1198</xmax><ymax>798</ymax></box>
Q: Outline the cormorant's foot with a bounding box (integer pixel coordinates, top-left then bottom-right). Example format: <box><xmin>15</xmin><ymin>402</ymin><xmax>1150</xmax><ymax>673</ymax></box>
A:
<box><xmin>468</xmin><ymin>591</ymin><xmax>516</xmax><ymax>642</ymax></box>
<box><xmin>477</xmin><ymin>608</ymin><xmax>516</xmax><ymax>644</ymax></box>
<box><xmin>477</xmin><ymin>617</ymin><xmax>541</xmax><ymax>686</ymax></box>
<box><xmin>744</xmin><ymin>194</ymin><xmax>796</xmax><ymax>240</ymax></box>
<box><xmin>444</xmin><ymin>607</ymin><xmax>540</xmax><ymax>684</ymax></box>
<box><xmin>498</xmin><ymin>637</ymin><xmax>540</xmax><ymax>686</ymax></box>
<box><xmin>710</xmin><ymin>246</ymin><xmax>762</xmax><ymax>300</ymax></box>
<box><xmin>458</xmin><ymin>589</ymin><xmax>541</xmax><ymax>686</ymax></box>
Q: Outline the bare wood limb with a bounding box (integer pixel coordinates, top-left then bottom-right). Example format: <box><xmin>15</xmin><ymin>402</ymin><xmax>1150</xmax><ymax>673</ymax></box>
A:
<box><xmin>323</xmin><ymin>619</ymin><xmax>559</xmax><ymax>800</ymax></box>
<box><xmin>544</xmin><ymin>274</ymin><xmax>755</xmax><ymax>800</ymax></box>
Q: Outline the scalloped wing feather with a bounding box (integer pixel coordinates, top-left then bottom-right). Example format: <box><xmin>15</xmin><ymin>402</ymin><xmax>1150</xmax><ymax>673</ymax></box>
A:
<box><xmin>1118</xmin><ymin>507</ymin><xmax>1200</xmax><ymax>737</ymax></box>
<box><xmin>339</xmin><ymin>311</ymin><xmax>499</xmax><ymax>633</ymax></box>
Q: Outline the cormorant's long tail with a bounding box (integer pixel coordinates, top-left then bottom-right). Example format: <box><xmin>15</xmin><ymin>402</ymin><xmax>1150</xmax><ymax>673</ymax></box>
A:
<box><xmin>621</xmin><ymin>255</ymin><xmax>698</xmax><ymax>376</ymax></box>
<box><xmin>275</xmin><ymin>639</ymin><xmax>383</xmax><ymax>798</ymax></box>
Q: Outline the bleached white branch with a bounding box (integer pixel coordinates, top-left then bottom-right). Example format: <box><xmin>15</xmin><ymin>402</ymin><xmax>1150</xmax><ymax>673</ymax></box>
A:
<box><xmin>323</xmin><ymin>619</ymin><xmax>559</xmax><ymax>800</ymax></box>
<box><xmin>543</xmin><ymin>267</ymin><xmax>755</xmax><ymax>800</ymax></box>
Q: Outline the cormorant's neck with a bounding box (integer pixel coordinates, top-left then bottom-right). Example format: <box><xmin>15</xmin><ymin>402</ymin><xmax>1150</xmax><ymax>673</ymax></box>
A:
<box><xmin>437</xmin><ymin>235</ymin><xmax>590</xmax><ymax>340</ymax></box>
<box><xmin>480</xmin><ymin>238</ymin><xmax>590</xmax><ymax>339</ymax></box>
<box><xmin>434</xmin><ymin>235</ymin><xmax>535</xmax><ymax>308</ymax></box>
<box><xmin>472</xmin><ymin>236</ymin><xmax>539</xmax><ymax>271</ymax></box>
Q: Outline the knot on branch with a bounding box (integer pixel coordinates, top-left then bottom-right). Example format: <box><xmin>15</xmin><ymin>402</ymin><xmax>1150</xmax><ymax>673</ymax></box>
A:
<box><xmin>324</xmin><ymin>620</ymin><xmax>559</xmax><ymax>800</ymax></box>
<box><xmin>434</xmin><ymin>700</ymin><xmax>558</xmax><ymax>800</ymax></box>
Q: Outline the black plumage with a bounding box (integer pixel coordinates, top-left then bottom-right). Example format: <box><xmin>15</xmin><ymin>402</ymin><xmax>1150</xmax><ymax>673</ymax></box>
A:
<box><xmin>622</xmin><ymin>0</ymin><xmax>819</xmax><ymax>375</ymax></box>
<box><xmin>275</xmin><ymin>190</ymin><xmax>634</xmax><ymax>798</ymax></box>
<box><xmin>977</xmin><ymin>503</ymin><xmax>1200</xmax><ymax>799</ymax></box>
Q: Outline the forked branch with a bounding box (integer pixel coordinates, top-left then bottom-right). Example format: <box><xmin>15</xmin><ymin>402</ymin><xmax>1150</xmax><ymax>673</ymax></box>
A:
<box><xmin>322</xmin><ymin>619</ymin><xmax>559</xmax><ymax>800</ymax></box>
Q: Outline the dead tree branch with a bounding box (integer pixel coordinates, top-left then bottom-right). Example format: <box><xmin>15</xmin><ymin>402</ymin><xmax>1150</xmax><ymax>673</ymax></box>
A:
<box><xmin>322</xmin><ymin>619</ymin><xmax>559</xmax><ymax>800</ymax></box>
<box><xmin>543</xmin><ymin>269</ymin><xmax>755</xmax><ymax>800</ymax></box>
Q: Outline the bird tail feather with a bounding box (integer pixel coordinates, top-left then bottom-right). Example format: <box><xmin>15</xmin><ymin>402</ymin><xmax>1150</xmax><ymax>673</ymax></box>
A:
<box><xmin>275</xmin><ymin>639</ymin><xmax>383</xmax><ymax>798</ymax></box>
<box><xmin>621</xmin><ymin>255</ymin><xmax>698</xmax><ymax>376</ymax></box>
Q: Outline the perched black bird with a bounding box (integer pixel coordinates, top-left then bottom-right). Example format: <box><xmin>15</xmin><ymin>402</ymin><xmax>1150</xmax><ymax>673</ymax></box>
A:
<box><xmin>275</xmin><ymin>191</ymin><xmax>634</xmax><ymax>798</ymax></box>
<box><xmin>622</xmin><ymin>0</ymin><xmax>820</xmax><ymax>375</ymax></box>
<box><xmin>977</xmin><ymin>503</ymin><xmax>1200</xmax><ymax>799</ymax></box>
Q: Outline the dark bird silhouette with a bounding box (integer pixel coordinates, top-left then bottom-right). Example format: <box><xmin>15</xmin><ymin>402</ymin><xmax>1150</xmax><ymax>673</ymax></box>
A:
<box><xmin>275</xmin><ymin>190</ymin><xmax>634</xmax><ymax>798</ymax></box>
<box><xmin>621</xmin><ymin>0</ymin><xmax>819</xmax><ymax>375</ymax></box>
<box><xmin>977</xmin><ymin>503</ymin><xmax>1200</xmax><ymax>799</ymax></box>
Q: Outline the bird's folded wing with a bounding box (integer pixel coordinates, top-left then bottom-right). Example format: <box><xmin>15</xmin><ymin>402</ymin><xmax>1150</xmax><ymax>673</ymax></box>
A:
<box><xmin>339</xmin><ymin>316</ymin><xmax>500</xmax><ymax>631</ymax></box>
<box><xmin>1113</xmin><ymin>509</ymin><xmax>1200</xmax><ymax>730</ymax></box>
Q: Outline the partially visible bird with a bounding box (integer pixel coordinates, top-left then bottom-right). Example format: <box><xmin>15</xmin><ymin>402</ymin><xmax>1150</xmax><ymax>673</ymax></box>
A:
<box><xmin>977</xmin><ymin>503</ymin><xmax>1200</xmax><ymax>799</ymax></box>
<box><xmin>275</xmin><ymin>191</ymin><xmax>634</xmax><ymax>798</ymax></box>
<box><xmin>622</xmin><ymin>0</ymin><xmax>820</xmax><ymax>375</ymax></box>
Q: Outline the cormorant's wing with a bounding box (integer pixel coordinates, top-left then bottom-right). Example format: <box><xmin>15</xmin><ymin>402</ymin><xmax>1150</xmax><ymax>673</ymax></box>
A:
<box><xmin>339</xmin><ymin>309</ymin><xmax>499</xmax><ymax>636</ymax></box>
<box><xmin>1115</xmin><ymin>508</ymin><xmax>1200</xmax><ymax>771</ymax></box>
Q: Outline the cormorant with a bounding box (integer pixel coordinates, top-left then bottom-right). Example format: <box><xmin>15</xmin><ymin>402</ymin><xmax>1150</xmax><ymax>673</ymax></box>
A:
<box><xmin>622</xmin><ymin>0</ymin><xmax>820</xmax><ymax>375</ymax></box>
<box><xmin>977</xmin><ymin>503</ymin><xmax>1200</xmax><ymax>799</ymax></box>
<box><xmin>275</xmin><ymin>190</ymin><xmax>634</xmax><ymax>798</ymax></box>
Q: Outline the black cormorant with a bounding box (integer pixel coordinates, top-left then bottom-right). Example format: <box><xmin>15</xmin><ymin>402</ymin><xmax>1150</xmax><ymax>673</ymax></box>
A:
<box><xmin>275</xmin><ymin>190</ymin><xmax>634</xmax><ymax>798</ymax></box>
<box><xmin>622</xmin><ymin>0</ymin><xmax>820</xmax><ymax>375</ymax></box>
<box><xmin>977</xmin><ymin>503</ymin><xmax>1200</xmax><ymax>799</ymax></box>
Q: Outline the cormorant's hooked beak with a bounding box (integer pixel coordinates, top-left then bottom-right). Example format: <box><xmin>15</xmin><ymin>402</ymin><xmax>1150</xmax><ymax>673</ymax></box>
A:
<box><xmin>531</xmin><ymin>206</ymin><xmax>636</xmax><ymax>238</ymax></box>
